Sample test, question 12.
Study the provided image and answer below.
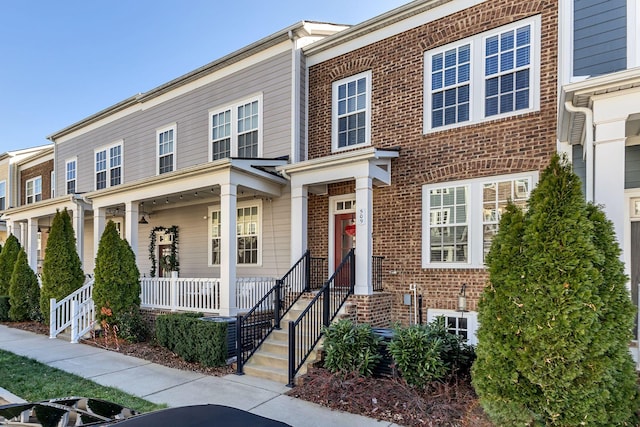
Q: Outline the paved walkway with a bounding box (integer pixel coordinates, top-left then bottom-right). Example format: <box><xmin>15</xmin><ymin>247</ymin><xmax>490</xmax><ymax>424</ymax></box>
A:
<box><xmin>0</xmin><ymin>325</ymin><xmax>400</xmax><ymax>427</ymax></box>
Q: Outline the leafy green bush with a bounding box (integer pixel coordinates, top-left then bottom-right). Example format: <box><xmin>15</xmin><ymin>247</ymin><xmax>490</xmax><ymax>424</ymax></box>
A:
<box><xmin>155</xmin><ymin>313</ymin><xmax>228</xmax><ymax>367</ymax></box>
<box><xmin>387</xmin><ymin>323</ymin><xmax>447</xmax><ymax>388</ymax></box>
<box><xmin>473</xmin><ymin>155</ymin><xmax>638</xmax><ymax>426</ymax></box>
<box><xmin>0</xmin><ymin>235</ymin><xmax>21</xmax><ymax>295</ymax></box>
<box><xmin>114</xmin><ymin>309</ymin><xmax>149</xmax><ymax>343</ymax></box>
<box><xmin>9</xmin><ymin>249</ymin><xmax>41</xmax><ymax>322</ymax></box>
<box><xmin>322</xmin><ymin>319</ymin><xmax>382</xmax><ymax>377</ymax></box>
<box><xmin>94</xmin><ymin>221</ymin><xmax>141</xmax><ymax>323</ymax></box>
<box><xmin>0</xmin><ymin>296</ymin><xmax>10</xmax><ymax>321</ymax></box>
<box><xmin>40</xmin><ymin>209</ymin><xmax>85</xmax><ymax>323</ymax></box>
<box><xmin>424</xmin><ymin>317</ymin><xmax>476</xmax><ymax>375</ymax></box>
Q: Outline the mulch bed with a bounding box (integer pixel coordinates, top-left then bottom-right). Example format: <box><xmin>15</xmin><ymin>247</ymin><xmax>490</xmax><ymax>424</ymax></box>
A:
<box><xmin>288</xmin><ymin>368</ymin><xmax>493</xmax><ymax>427</ymax></box>
<box><xmin>3</xmin><ymin>321</ymin><xmax>493</xmax><ymax>426</ymax></box>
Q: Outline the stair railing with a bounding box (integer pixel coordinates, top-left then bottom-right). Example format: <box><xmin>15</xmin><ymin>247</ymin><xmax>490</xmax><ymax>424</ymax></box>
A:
<box><xmin>236</xmin><ymin>250</ymin><xmax>311</xmax><ymax>375</ymax></box>
<box><xmin>49</xmin><ymin>275</ymin><xmax>95</xmax><ymax>341</ymax></box>
<box><xmin>287</xmin><ymin>248</ymin><xmax>355</xmax><ymax>386</ymax></box>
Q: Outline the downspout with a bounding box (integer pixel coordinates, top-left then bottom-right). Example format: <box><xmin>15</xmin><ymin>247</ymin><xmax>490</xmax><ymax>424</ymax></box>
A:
<box><xmin>564</xmin><ymin>101</ymin><xmax>594</xmax><ymax>202</ymax></box>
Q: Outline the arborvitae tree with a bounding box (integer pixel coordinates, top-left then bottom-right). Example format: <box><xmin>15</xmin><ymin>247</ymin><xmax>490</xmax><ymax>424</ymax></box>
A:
<box><xmin>9</xmin><ymin>248</ymin><xmax>41</xmax><ymax>322</ymax></box>
<box><xmin>93</xmin><ymin>220</ymin><xmax>141</xmax><ymax>323</ymax></box>
<box><xmin>0</xmin><ymin>235</ymin><xmax>21</xmax><ymax>295</ymax></box>
<box><xmin>40</xmin><ymin>208</ymin><xmax>85</xmax><ymax>323</ymax></box>
<box><xmin>473</xmin><ymin>155</ymin><xmax>638</xmax><ymax>426</ymax></box>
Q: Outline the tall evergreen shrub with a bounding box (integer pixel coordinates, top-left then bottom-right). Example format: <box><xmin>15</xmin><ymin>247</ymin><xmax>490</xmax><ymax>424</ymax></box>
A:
<box><xmin>473</xmin><ymin>155</ymin><xmax>638</xmax><ymax>426</ymax></box>
<box><xmin>40</xmin><ymin>209</ymin><xmax>85</xmax><ymax>323</ymax></box>
<box><xmin>9</xmin><ymin>248</ymin><xmax>41</xmax><ymax>321</ymax></box>
<box><xmin>93</xmin><ymin>220</ymin><xmax>141</xmax><ymax>323</ymax></box>
<box><xmin>0</xmin><ymin>235</ymin><xmax>21</xmax><ymax>295</ymax></box>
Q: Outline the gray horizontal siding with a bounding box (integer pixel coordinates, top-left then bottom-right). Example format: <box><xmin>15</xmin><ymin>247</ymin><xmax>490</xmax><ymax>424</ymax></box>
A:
<box><xmin>625</xmin><ymin>145</ymin><xmax>640</xmax><ymax>189</ymax></box>
<box><xmin>574</xmin><ymin>0</ymin><xmax>626</xmax><ymax>77</ymax></box>
<box><xmin>56</xmin><ymin>49</ymin><xmax>293</xmax><ymax>194</ymax></box>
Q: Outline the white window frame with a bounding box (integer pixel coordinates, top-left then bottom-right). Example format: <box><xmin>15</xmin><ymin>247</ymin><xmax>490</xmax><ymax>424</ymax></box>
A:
<box><xmin>65</xmin><ymin>158</ymin><xmax>77</xmax><ymax>195</ymax></box>
<box><xmin>208</xmin><ymin>199</ymin><xmax>263</xmax><ymax>267</ymax></box>
<box><xmin>209</xmin><ymin>94</ymin><xmax>263</xmax><ymax>161</ymax></box>
<box><xmin>424</xmin><ymin>15</ymin><xmax>541</xmax><ymax>133</ymax></box>
<box><xmin>0</xmin><ymin>180</ymin><xmax>6</xmax><ymax>211</ymax></box>
<box><xmin>157</xmin><ymin>124</ymin><xmax>176</xmax><ymax>175</ymax></box>
<box><xmin>427</xmin><ymin>309</ymin><xmax>478</xmax><ymax>346</ymax></box>
<box><xmin>332</xmin><ymin>70</ymin><xmax>372</xmax><ymax>152</ymax></box>
<box><xmin>422</xmin><ymin>171</ymin><xmax>538</xmax><ymax>269</ymax></box>
<box><xmin>25</xmin><ymin>176</ymin><xmax>42</xmax><ymax>205</ymax></box>
<box><xmin>95</xmin><ymin>141</ymin><xmax>123</xmax><ymax>190</ymax></box>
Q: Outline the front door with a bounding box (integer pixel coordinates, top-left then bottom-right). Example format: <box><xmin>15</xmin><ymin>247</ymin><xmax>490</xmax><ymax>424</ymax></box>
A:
<box><xmin>334</xmin><ymin>213</ymin><xmax>356</xmax><ymax>270</ymax></box>
<box><xmin>631</xmin><ymin>222</ymin><xmax>640</xmax><ymax>340</ymax></box>
<box><xmin>158</xmin><ymin>244</ymin><xmax>172</xmax><ymax>278</ymax></box>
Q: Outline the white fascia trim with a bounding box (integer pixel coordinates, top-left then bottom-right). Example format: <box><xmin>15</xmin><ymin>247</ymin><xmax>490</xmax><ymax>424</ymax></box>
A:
<box><xmin>306</xmin><ymin>0</ymin><xmax>484</xmax><ymax>66</ymax></box>
<box><xmin>18</xmin><ymin>151</ymin><xmax>54</xmax><ymax>170</ymax></box>
<box><xmin>278</xmin><ymin>147</ymin><xmax>399</xmax><ymax>175</ymax></box>
<box><xmin>563</xmin><ymin>67</ymin><xmax>640</xmax><ymax>95</ymax></box>
<box><xmin>3</xmin><ymin>196</ymin><xmax>76</xmax><ymax>220</ymax></box>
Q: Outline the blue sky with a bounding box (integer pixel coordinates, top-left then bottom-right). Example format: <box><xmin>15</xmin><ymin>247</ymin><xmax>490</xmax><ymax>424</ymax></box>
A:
<box><xmin>0</xmin><ymin>0</ymin><xmax>409</xmax><ymax>153</ymax></box>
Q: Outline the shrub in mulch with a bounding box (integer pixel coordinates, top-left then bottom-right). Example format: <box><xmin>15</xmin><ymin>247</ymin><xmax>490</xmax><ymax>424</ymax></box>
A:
<box><xmin>288</xmin><ymin>367</ymin><xmax>493</xmax><ymax>427</ymax></box>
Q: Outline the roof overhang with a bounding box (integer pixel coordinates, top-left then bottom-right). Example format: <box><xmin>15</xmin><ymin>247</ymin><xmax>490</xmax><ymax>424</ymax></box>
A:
<box><xmin>278</xmin><ymin>147</ymin><xmax>399</xmax><ymax>189</ymax></box>
<box><xmin>560</xmin><ymin>67</ymin><xmax>640</xmax><ymax>145</ymax></box>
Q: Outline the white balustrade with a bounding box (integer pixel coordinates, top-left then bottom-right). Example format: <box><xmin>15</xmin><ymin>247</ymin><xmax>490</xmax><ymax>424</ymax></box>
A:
<box><xmin>49</xmin><ymin>276</ymin><xmax>95</xmax><ymax>340</ymax></box>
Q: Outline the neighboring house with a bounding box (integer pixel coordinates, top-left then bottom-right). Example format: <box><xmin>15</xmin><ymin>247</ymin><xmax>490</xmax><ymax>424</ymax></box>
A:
<box><xmin>558</xmin><ymin>0</ymin><xmax>640</xmax><ymax>363</ymax></box>
<box><xmin>3</xmin><ymin>21</ymin><xmax>347</xmax><ymax>316</ymax></box>
<box><xmin>280</xmin><ymin>0</ymin><xmax>559</xmax><ymax>344</ymax></box>
<box><xmin>0</xmin><ymin>144</ymin><xmax>53</xmax><ymax>260</ymax></box>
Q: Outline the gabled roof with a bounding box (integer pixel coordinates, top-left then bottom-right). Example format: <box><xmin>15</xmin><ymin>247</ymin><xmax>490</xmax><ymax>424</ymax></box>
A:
<box><xmin>47</xmin><ymin>21</ymin><xmax>348</xmax><ymax>141</ymax></box>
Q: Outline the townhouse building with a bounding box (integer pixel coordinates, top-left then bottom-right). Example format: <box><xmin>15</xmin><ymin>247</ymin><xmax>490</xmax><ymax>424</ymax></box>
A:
<box><xmin>558</xmin><ymin>0</ymin><xmax>640</xmax><ymax>362</ymax></box>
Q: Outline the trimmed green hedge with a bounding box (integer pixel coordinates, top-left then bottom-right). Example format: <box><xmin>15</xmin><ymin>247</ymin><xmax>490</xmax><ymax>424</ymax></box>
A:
<box><xmin>155</xmin><ymin>313</ymin><xmax>228</xmax><ymax>367</ymax></box>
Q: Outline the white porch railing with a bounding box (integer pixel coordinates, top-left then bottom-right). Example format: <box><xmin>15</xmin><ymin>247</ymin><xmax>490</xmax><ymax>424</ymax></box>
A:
<box><xmin>49</xmin><ymin>276</ymin><xmax>95</xmax><ymax>342</ymax></box>
<box><xmin>140</xmin><ymin>276</ymin><xmax>276</xmax><ymax>313</ymax></box>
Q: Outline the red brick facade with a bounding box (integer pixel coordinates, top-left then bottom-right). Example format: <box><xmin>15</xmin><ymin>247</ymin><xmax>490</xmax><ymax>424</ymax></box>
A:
<box><xmin>306</xmin><ymin>0</ymin><xmax>558</xmax><ymax>325</ymax></box>
<box><xmin>20</xmin><ymin>159</ymin><xmax>53</xmax><ymax>206</ymax></box>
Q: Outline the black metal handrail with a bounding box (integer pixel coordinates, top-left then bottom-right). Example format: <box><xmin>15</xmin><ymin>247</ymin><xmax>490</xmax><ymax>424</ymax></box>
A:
<box><xmin>372</xmin><ymin>255</ymin><xmax>385</xmax><ymax>291</ymax></box>
<box><xmin>287</xmin><ymin>249</ymin><xmax>355</xmax><ymax>386</ymax></box>
<box><xmin>236</xmin><ymin>250</ymin><xmax>311</xmax><ymax>375</ymax></box>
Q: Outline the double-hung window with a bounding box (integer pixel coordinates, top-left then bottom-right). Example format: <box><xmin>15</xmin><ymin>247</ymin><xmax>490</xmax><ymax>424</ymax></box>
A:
<box><xmin>157</xmin><ymin>124</ymin><xmax>176</xmax><ymax>174</ymax></box>
<box><xmin>0</xmin><ymin>181</ymin><xmax>5</xmax><ymax>210</ymax></box>
<box><xmin>95</xmin><ymin>142</ymin><xmax>122</xmax><ymax>190</ymax></box>
<box><xmin>425</xmin><ymin>16</ymin><xmax>540</xmax><ymax>132</ymax></box>
<box><xmin>208</xmin><ymin>201</ymin><xmax>261</xmax><ymax>266</ymax></box>
<box><xmin>26</xmin><ymin>176</ymin><xmax>42</xmax><ymax>204</ymax></box>
<box><xmin>422</xmin><ymin>172</ymin><xmax>536</xmax><ymax>268</ymax></box>
<box><xmin>65</xmin><ymin>158</ymin><xmax>77</xmax><ymax>194</ymax></box>
<box><xmin>427</xmin><ymin>310</ymin><xmax>479</xmax><ymax>345</ymax></box>
<box><xmin>209</xmin><ymin>95</ymin><xmax>262</xmax><ymax>161</ymax></box>
<box><xmin>332</xmin><ymin>71</ymin><xmax>371</xmax><ymax>151</ymax></box>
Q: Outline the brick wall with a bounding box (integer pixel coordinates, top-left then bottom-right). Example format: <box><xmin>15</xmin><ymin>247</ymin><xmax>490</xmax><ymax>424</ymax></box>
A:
<box><xmin>306</xmin><ymin>0</ymin><xmax>558</xmax><ymax>326</ymax></box>
<box><xmin>19</xmin><ymin>160</ymin><xmax>53</xmax><ymax>205</ymax></box>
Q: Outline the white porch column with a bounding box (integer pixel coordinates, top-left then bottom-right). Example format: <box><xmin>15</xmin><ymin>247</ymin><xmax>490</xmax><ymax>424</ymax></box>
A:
<box><xmin>124</xmin><ymin>201</ymin><xmax>139</xmax><ymax>261</ymax></box>
<box><xmin>72</xmin><ymin>208</ymin><xmax>85</xmax><ymax>266</ymax></box>
<box><xmin>8</xmin><ymin>220</ymin><xmax>18</xmax><ymax>238</ymax></box>
<box><xmin>290</xmin><ymin>181</ymin><xmax>308</xmax><ymax>263</ymax></box>
<box><xmin>220</xmin><ymin>183</ymin><xmax>237</xmax><ymax>316</ymax></box>
<box><xmin>355</xmin><ymin>176</ymin><xmax>373</xmax><ymax>295</ymax></box>
<box><xmin>93</xmin><ymin>207</ymin><xmax>106</xmax><ymax>258</ymax></box>
<box><xmin>593</xmin><ymin>118</ymin><xmax>626</xmax><ymax>249</ymax></box>
<box><xmin>26</xmin><ymin>218</ymin><xmax>39</xmax><ymax>272</ymax></box>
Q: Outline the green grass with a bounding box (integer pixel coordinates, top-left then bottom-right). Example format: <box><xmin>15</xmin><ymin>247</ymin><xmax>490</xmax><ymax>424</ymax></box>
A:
<box><xmin>0</xmin><ymin>349</ymin><xmax>165</xmax><ymax>413</ymax></box>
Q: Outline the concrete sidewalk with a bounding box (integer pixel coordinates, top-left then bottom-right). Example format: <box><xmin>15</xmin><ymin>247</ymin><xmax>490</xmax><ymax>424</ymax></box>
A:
<box><xmin>0</xmin><ymin>325</ymin><xmax>400</xmax><ymax>427</ymax></box>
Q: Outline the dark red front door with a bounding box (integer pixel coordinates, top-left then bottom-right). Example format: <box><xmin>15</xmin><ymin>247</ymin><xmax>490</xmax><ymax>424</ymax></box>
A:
<box><xmin>334</xmin><ymin>213</ymin><xmax>356</xmax><ymax>270</ymax></box>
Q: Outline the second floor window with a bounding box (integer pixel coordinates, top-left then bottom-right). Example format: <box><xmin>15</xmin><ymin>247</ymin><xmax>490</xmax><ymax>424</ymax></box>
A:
<box><xmin>210</xmin><ymin>95</ymin><xmax>262</xmax><ymax>161</ymax></box>
<box><xmin>424</xmin><ymin>16</ymin><xmax>540</xmax><ymax>132</ymax></box>
<box><xmin>332</xmin><ymin>71</ymin><xmax>371</xmax><ymax>151</ymax></box>
<box><xmin>0</xmin><ymin>181</ymin><xmax>5</xmax><ymax>210</ymax></box>
<box><xmin>95</xmin><ymin>143</ymin><xmax>122</xmax><ymax>190</ymax></box>
<box><xmin>26</xmin><ymin>176</ymin><xmax>42</xmax><ymax>204</ymax></box>
<box><xmin>157</xmin><ymin>125</ymin><xmax>176</xmax><ymax>174</ymax></box>
<box><xmin>66</xmin><ymin>159</ymin><xmax>76</xmax><ymax>194</ymax></box>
